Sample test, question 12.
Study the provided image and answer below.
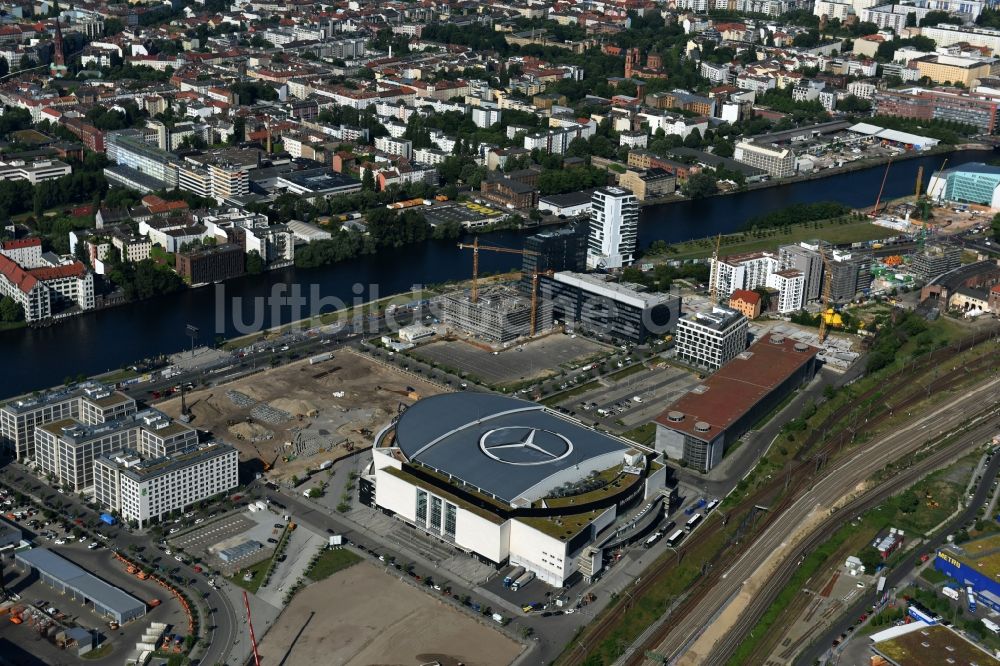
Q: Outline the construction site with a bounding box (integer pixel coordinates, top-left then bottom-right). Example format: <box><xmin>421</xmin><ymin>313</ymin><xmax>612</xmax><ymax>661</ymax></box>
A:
<box><xmin>441</xmin><ymin>285</ymin><xmax>554</xmax><ymax>345</ymax></box>
<box><xmin>156</xmin><ymin>350</ymin><xmax>442</xmax><ymax>482</ymax></box>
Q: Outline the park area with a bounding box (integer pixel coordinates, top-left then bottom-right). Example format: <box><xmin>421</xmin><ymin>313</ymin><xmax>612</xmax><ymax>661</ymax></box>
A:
<box><xmin>257</xmin><ymin>560</ymin><xmax>523</xmax><ymax>666</ymax></box>
<box><xmin>157</xmin><ymin>350</ymin><xmax>443</xmax><ymax>481</ymax></box>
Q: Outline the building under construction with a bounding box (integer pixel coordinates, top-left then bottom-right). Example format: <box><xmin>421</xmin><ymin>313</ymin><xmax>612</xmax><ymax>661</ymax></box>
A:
<box><xmin>441</xmin><ymin>285</ymin><xmax>552</xmax><ymax>345</ymax></box>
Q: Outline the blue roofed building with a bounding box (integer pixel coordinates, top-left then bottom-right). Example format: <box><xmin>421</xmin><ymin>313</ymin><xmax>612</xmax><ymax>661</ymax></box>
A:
<box><xmin>927</xmin><ymin>162</ymin><xmax>1000</xmax><ymax>209</ymax></box>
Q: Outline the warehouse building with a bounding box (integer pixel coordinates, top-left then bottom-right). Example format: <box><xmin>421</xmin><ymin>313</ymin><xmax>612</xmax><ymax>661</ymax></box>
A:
<box><xmin>935</xmin><ymin>534</ymin><xmax>1000</xmax><ymax>612</ymax></box>
<box><xmin>364</xmin><ymin>393</ymin><xmax>667</xmax><ymax>586</ymax></box>
<box><xmin>14</xmin><ymin>549</ymin><xmax>146</xmax><ymax>624</ymax></box>
<box><xmin>655</xmin><ymin>334</ymin><xmax>819</xmax><ymax>471</ymax></box>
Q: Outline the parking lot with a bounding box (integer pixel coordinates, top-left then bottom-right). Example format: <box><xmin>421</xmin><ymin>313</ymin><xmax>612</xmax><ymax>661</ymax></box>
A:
<box><xmin>170</xmin><ymin>513</ymin><xmax>255</xmax><ymax>553</ymax></box>
<box><xmin>546</xmin><ymin>362</ymin><xmax>701</xmax><ymax>434</ymax></box>
<box><xmin>411</xmin><ymin>333</ymin><xmax>609</xmax><ymax>387</ymax></box>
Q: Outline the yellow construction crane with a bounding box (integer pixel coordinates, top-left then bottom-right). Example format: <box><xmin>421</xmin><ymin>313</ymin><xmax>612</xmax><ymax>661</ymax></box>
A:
<box><xmin>818</xmin><ymin>247</ymin><xmax>842</xmax><ymax>342</ymax></box>
<box><xmin>708</xmin><ymin>233</ymin><xmax>722</xmax><ymax>303</ymax></box>
<box><xmin>457</xmin><ymin>237</ymin><xmax>539</xmax><ymax>302</ymax></box>
<box><xmin>915</xmin><ymin>165</ymin><xmax>923</xmax><ymax>199</ymax></box>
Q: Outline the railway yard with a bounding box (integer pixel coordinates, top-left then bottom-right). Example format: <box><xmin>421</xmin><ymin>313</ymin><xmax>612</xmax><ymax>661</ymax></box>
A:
<box><xmin>556</xmin><ymin>322</ymin><xmax>1000</xmax><ymax>666</ymax></box>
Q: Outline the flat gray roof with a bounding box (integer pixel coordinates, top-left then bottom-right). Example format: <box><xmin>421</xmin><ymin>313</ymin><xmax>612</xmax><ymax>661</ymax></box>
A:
<box><xmin>15</xmin><ymin>548</ymin><xmax>145</xmax><ymax>618</ymax></box>
<box><xmin>394</xmin><ymin>394</ymin><xmax>631</xmax><ymax>504</ymax></box>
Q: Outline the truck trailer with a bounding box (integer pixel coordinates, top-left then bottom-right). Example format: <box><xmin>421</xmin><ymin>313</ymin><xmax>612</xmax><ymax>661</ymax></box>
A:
<box><xmin>511</xmin><ymin>571</ymin><xmax>535</xmax><ymax>591</ymax></box>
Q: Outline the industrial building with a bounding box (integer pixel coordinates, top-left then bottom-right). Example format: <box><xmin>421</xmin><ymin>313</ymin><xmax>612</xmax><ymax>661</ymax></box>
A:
<box><xmin>14</xmin><ymin>549</ymin><xmax>146</xmax><ymax>624</ymax></box>
<box><xmin>441</xmin><ymin>285</ymin><xmax>552</xmax><ymax>345</ymax></box>
<box><xmin>920</xmin><ymin>260</ymin><xmax>1000</xmax><ymax>310</ymax></box>
<box><xmin>0</xmin><ymin>382</ymin><xmax>136</xmax><ymax>461</ymax></box>
<box><xmin>539</xmin><ymin>271</ymin><xmax>681</xmax><ymax>343</ymax></box>
<box><xmin>935</xmin><ymin>534</ymin><xmax>1000</xmax><ymax>612</ymax></box>
<box><xmin>927</xmin><ymin>162</ymin><xmax>1000</xmax><ymax>208</ymax></box>
<box><xmin>910</xmin><ymin>244</ymin><xmax>963</xmax><ymax>282</ymax></box>
<box><xmin>363</xmin><ymin>393</ymin><xmax>668</xmax><ymax>586</ymax></box>
<box><xmin>673</xmin><ymin>306</ymin><xmax>749</xmax><ymax>371</ymax></box>
<box><xmin>94</xmin><ymin>442</ymin><xmax>238</xmax><ymax>528</ymax></box>
<box><xmin>655</xmin><ymin>334</ymin><xmax>819</xmax><ymax>471</ymax></box>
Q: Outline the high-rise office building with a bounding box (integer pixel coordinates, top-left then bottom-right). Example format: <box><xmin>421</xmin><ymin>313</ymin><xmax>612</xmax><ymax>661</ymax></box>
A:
<box><xmin>587</xmin><ymin>187</ymin><xmax>638</xmax><ymax>270</ymax></box>
<box><xmin>520</xmin><ymin>224</ymin><xmax>587</xmax><ymax>292</ymax></box>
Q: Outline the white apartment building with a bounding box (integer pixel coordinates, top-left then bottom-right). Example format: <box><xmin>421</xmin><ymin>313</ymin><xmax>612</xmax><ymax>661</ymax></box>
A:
<box><xmin>375</xmin><ymin>135</ymin><xmax>413</xmax><ymax>159</ymax></box>
<box><xmin>766</xmin><ymin>269</ymin><xmax>805</xmax><ymax>313</ymax></box>
<box><xmin>847</xmin><ymin>81</ymin><xmax>877</xmax><ymax>100</ymax></box>
<box><xmin>0</xmin><ymin>254</ymin><xmax>95</xmax><ymax>323</ymax></box>
<box><xmin>709</xmin><ymin>251</ymin><xmax>779</xmax><ymax>299</ymax></box>
<box><xmin>674</xmin><ymin>306</ymin><xmax>749</xmax><ymax>371</ymax></box>
<box><xmin>0</xmin><ymin>383</ymin><xmax>135</xmax><ymax>461</ymax></box>
<box><xmin>0</xmin><ymin>159</ymin><xmax>71</xmax><ymax>184</ymax></box>
<box><xmin>111</xmin><ymin>234</ymin><xmax>152</xmax><ymax>264</ymax></box>
<box><xmin>923</xmin><ymin>24</ymin><xmax>1000</xmax><ymax>53</ymax></box>
<box><xmin>587</xmin><ymin>187</ymin><xmax>638</xmax><ymax>270</ymax></box>
<box><xmin>208</xmin><ymin>164</ymin><xmax>249</xmax><ymax>203</ymax></box>
<box><xmin>734</xmin><ymin>141</ymin><xmax>796</xmax><ymax>178</ymax></box>
<box><xmin>413</xmin><ymin>147</ymin><xmax>450</xmax><ymax>165</ymax></box>
<box><xmin>471</xmin><ymin>104</ymin><xmax>501</xmax><ymax>129</ymax></box>
<box><xmin>94</xmin><ymin>442</ymin><xmax>238</xmax><ymax>528</ymax></box>
<box><xmin>34</xmin><ymin>409</ymin><xmax>196</xmax><ymax>492</ymax></box>
<box><xmin>1</xmin><ymin>238</ymin><xmax>43</xmax><ymax>268</ymax></box>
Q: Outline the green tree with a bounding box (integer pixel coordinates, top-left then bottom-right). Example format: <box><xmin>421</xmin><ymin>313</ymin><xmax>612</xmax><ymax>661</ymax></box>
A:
<box><xmin>361</xmin><ymin>169</ymin><xmax>376</xmax><ymax>192</ymax></box>
<box><xmin>683</xmin><ymin>172</ymin><xmax>718</xmax><ymax>199</ymax></box>
<box><xmin>992</xmin><ymin>212</ymin><xmax>1000</xmax><ymax>241</ymax></box>
<box><xmin>0</xmin><ymin>296</ymin><xmax>24</xmax><ymax>323</ymax></box>
<box><xmin>246</xmin><ymin>250</ymin><xmax>264</xmax><ymax>275</ymax></box>
<box><xmin>0</xmin><ymin>56</ymin><xmax>8</xmax><ymax>79</ymax></box>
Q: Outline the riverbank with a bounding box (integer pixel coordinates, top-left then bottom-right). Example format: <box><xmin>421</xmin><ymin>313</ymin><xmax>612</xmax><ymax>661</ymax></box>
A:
<box><xmin>649</xmin><ymin>216</ymin><xmax>897</xmax><ymax>262</ymax></box>
<box><xmin>638</xmin><ymin>143</ymin><xmax>958</xmax><ymax>208</ymax></box>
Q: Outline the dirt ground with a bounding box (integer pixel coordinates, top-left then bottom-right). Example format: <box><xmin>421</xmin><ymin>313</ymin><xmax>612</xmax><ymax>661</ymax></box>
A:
<box><xmin>257</xmin><ymin>561</ymin><xmax>523</xmax><ymax>666</ymax></box>
<box><xmin>157</xmin><ymin>351</ymin><xmax>443</xmax><ymax>481</ymax></box>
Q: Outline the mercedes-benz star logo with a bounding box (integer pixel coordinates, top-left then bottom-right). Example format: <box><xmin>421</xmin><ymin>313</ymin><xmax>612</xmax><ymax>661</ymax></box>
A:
<box><xmin>479</xmin><ymin>427</ymin><xmax>573</xmax><ymax>466</ymax></box>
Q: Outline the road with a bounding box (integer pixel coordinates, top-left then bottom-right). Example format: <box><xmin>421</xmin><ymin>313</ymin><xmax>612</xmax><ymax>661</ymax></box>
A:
<box><xmin>0</xmin><ymin>463</ymin><xmax>240</xmax><ymax>666</ymax></box>
<box><xmin>641</xmin><ymin>375</ymin><xmax>1000</xmax><ymax>665</ymax></box>
<box><xmin>797</xmin><ymin>440</ymin><xmax>1000</xmax><ymax>665</ymax></box>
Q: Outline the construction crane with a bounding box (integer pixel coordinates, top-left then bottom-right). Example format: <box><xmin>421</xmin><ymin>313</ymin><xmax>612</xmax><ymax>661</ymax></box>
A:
<box><xmin>457</xmin><ymin>237</ymin><xmax>539</xmax><ymax>302</ymax></box>
<box><xmin>915</xmin><ymin>165</ymin><xmax>923</xmax><ymax>199</ymax></box>
<box><xmin>456</xmin><ymin>238</ymin><xmax>549</xmax><ymax>335</ymax></box>
<box><xmin>869</xmin><ymin>157</ymin><xmax>894</xmax><ymax>218</ymax></box>
<box><xmin>244</xmin><ymin>591</ymin><xmax>261</xmax><ymax>666</ymax></box>
<box><xmin>818</xmin><ymin>247</ymin><xmax>835</xmax><ymax>343</ymax></box>
<box><xmin>708</xmin><ymin>233</ymin><xmax>722</xmax><ymax>303</ymax></box>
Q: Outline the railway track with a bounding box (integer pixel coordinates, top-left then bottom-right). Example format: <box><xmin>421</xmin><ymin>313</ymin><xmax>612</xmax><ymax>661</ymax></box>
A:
<box><xmin>556</xmin><ymin>325</ymin><xmax>998</xmax><ymax>666</ymax></box>
<box><xmin>709</xmin><ymin>412</ymin><xmax>1000</xmax><ymax>666</ymax></box>
<box><xmin>638</xmin><ymin>375</ymin><xmax>1000</xmax><ymax>666</ymax></box>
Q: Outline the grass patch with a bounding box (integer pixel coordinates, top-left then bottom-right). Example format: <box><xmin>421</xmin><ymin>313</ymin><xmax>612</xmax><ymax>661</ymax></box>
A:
<box><xmin>622</xmin><ymin>422</ymin><xmax>657</xmax><ymax>447</ymax></box>
<box><xmin>228</xmin><ymin>557</ymin><xmax>272</xmax><ymax>593</ymax></box>
<box><xmin>920</xmin><ymin>566</ymin><xmax>947</xmax><ymax>585</ymax></box>
<box><xmin>82</xmin><ymin>643</ymin><xmax>114</xmax><ymax>660</ymax></box>
<box><xmin>541</xmin><ymin>380</ymin><xmax>600</xmax><ymax>407</ymax></box>
<box><xmin>306</xmin><ymin>548</ymin><xmax>361</xmax><ymax>581</ymax></box>
<box><xmin>659</xmin><ymin>218</ymin><xmax>894</xmax><ymax>261</ymax></box>
<box><xmin>608</xmin><ymin>364</ymin><xmax>647</xmax><ymax>381</ymax></box>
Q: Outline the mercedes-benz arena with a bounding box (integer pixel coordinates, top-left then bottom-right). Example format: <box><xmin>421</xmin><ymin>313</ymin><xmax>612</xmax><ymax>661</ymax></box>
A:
<box><xmin>364</xmin><ymin>393</ymin><xmax>666</xmax><ymax>586</ymax></box>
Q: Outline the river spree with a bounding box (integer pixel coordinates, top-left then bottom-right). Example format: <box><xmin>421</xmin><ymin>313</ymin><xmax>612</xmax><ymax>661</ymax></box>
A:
<box><xmin>0</xmin><ymin>149</ymin><xmax>992</xmax><ymax>397</ymax></box>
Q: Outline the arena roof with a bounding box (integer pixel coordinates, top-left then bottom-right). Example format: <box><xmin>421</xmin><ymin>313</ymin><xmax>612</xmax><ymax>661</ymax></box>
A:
<box><xmin>393</xmin><ymin>394</ymin><xmax>633</xmax><ymax>504</ymax></box>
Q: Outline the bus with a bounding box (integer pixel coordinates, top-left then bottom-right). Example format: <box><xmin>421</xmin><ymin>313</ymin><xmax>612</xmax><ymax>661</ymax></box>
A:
<box><xmin>644</xmin><ymin>532</ymin><xmax>662</xmax><ymax>549</ymax></box>
<box><xmin>967</xmin><ymin>586</ymin><xmax>977</xmax><ymax>613</ymax></box>
<box><xmin>685</xmin><ymin>513</ymin><xmax>703</xmax><ymax>530</ymax></box>
<box><xmin>983</xmin><ymin>618</ymin><xmax>1000</xmax><ymax>635</ymax></box>
<box><xmin>666</xmin><ymin>529</ymin><xmax>685</xmax><ymax>547</ymax></box>
<box><xmin>876</xmin><ymin>576</ymin><xmax>886</xmax><ymax>595</ymax></box>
